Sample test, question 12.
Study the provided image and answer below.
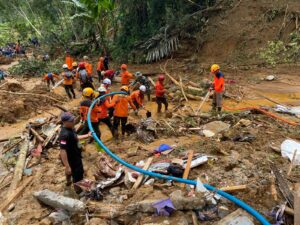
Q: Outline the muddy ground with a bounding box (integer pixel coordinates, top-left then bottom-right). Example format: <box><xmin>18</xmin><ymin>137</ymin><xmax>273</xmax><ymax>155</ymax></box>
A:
<box><xmin>0</xmin><ymin>58</ymin><xmax>299</xmax><ymax>225</ymax></box>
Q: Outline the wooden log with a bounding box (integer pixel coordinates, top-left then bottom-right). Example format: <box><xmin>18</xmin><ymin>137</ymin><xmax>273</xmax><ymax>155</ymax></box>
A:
<box><xmin>295</xmin><ymin>183</ymin><xmax>300</xmax><ymax>225</ymax></box>
<box><xmin>180</xmin><ymin>150</ymin><xmax>194</xmax><ymax>188</ymax></box>
<box><xmin>186</xmin><ymin>94</ymin><xmax>202</xmax><ymax>100</ymax></box>
<box><xmin>220</xmin><ymin>185</ymin><xmax>247</xmax><ymax>193</ymax></box>
<box><xmin>132</xmin><ymin>157</ymin><xmax>153</xmax><ymax>189</ymax></box>
<box><xmin>271</xmin><ymin>164</ymin><xmax>294</xmax><ymax>208</ymax></box>
<box><xmin>1</xmin><ymin>176</ymin><xmax>33</xmax><ymax>212</ymax></box>
<box><xmin>188</xmin><ymin>81</ymin><xmax>200</xmax><ymax>88</ymax></box>
<box><xmin>179</xmin><ymin>76</ymin><xmax>189</xmax><ymax>102</ymax></box>
<box><xmin>0</xmin><ymin>136</ymin><xmax>22</xmax><ymax>143</ymax></box>
<box><xmin>270</xmin><ymin>176</ymin><xmax>278</xmax><ymax>201</ymax></box>
<box><xmin>9</xmin><ymin>136</ymin><xmax>29</xmax><ymax>191</ymax></box>
<box><xmin>53</xmin><ymin>104</ymin><xmax>68</xmax><ymax>112</ymax></box>
<box><xmin>196</xmin><ymin>91</ymin><xmax>210</xmax><ymax>115</ymax></box>
<box><xmin>30</xmin><ymin>128</ymin><xmax>45</xmax><ymax>143</ymax></box>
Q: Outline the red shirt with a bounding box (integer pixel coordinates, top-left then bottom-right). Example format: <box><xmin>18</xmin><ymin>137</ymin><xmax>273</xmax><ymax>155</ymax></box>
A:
<box><xmin>104</xmin><ymin>70</ymin><xmax>114</xmax><ymax>79</ymax></box>
<box><xmin>155</xmin><ymin>81</ymin><xmax>165</xmax><ymax>97</ymax></box>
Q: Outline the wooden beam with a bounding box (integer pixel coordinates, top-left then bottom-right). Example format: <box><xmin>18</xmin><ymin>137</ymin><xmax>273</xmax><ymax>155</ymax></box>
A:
<box><xmin>295</xmin><ymin>183</ymin><xmax>300</xmax><ymax>225</ymax></box>
<box><xmin>180</xmin><ymin>150</ymin><xmax>194</xmax><ymax>188</ymax></box>
<box><xmin>220</xmin><ymin>185</ymin><xmax>247</xmax><ymax>193</ymax></box>
<box><xmin>43</xmin><ymin>125</ymin><xmax>61</xmax><ymax>148</ymax></box>
<box><xmin>30</xmin><ymin>128</ymin><xmax>45</xmax><ymax>143</ymax></box>
<box><xmin>132</xmin><ymin>157</ymin><xmax>153</xmax><ymax>189</ymax></box>
<box><xmin>287</xmin><ymin>150</ymin><xmax>298</xmax><ymax>177</ymax></box>
<box><xmin>0</xmin><ymin>176</ymin><xmax>33</xmax><ymax>212</ymax></box>
<box><xmin>9</xmin><ymin>136</ymin><xmax>29</xmax><ymax>191</ymax></box>
<box><xmin>0</xmin><ymin>136</ymin><xmax>22</xmax><ymax>143</ymax></box>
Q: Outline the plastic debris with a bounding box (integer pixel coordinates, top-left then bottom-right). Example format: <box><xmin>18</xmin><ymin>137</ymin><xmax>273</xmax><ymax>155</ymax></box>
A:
<box><xmin>152</xmin><ymin>198</ymin><xmax>176</xmax><ymax>216</ymax></box>
<box><xmin>281</xmin><ymin>139</ymin><xmax>300</xmax><ymax>165</ymax></box>
<box><xmin>155</xmin><ymin>144</ymin><xmax>172</xmax><ymax>153</ymax></box>
<box><xmin>184</xmin><ymin>155</ymin><xmax>208</xmax><ymax>169</ymax></box>
<box><xmin>274</xmin><ymin>105</ymin><xmax>300</xmax><ymax>116</ymax></box>
<box><xmin>265</xmin><ymin>75</ymin><xmax>275</xmax><ymax>81</ymax></box>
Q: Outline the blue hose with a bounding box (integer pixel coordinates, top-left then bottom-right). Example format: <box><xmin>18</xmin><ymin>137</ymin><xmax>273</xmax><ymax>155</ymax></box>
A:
<box><xmin>87</xmin><ymin>92</ymin><xmax>270</xmax><ymax>225</ymax></box>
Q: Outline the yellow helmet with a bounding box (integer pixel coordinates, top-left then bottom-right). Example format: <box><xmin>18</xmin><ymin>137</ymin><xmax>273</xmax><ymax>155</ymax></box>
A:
<box><xmin>82</xmin><ymin>87</ymin><xmax>94</xmax><ymax>97</ymax></box>
<box><xmin>120</xmin><ymin>86</ymin><xmax>129</xmax><ymax>92</ymax></box>
<box><xmin>93</xmin><ymin>91</ymin><xmax>100</xmax><ymax>98</ymax></box>
<box><xmin>211</xmin><ymin>64</ymin><xmax>220</xmax><ymax>73</ymax></box>
<box><xmin>72</xmin><ymin>62</ymin><xmax>78</xmax><ymax>67</ymax></box>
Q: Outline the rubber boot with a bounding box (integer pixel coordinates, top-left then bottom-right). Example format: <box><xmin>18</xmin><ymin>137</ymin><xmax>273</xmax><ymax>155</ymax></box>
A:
<box><xmin>217</xmin><ymin>107</ymin><xmax>222</xmax><ymax>118</ymax></box>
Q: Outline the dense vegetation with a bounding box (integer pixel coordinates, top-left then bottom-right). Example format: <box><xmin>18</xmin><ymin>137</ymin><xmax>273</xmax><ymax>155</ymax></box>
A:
<box><xmin>0</xmin><ymin>0</ymin><xmax>216</xmax><ymax>62</ymax></box>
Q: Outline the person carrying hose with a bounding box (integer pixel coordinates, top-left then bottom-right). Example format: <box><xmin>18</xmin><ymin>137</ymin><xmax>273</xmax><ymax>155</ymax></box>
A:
<box><xmin>97</xmin><ymin>86</ymin><xmax>115</xmax><ymax>136</ymax></box>
<box><xmin>210</xmin><ymin>64</ymin><xmax>225</xmax><ymax>114</ymax></box>
<box><xmin>111</xmin><ymin>86</ymin><xmax>136</xmax><ymax>140</ymax></box>
<box><xmin>155</xmin><ymin>75</ymin><xmax>168</xmax><ymax>113</ymax></box>
<box><xmin>120</xmin><ymin>64</ymin><xmax>133</xmax><ymax>86</ymax></box>
<box><xmin>79</xmin><ymin>87</ymin><xmax>101</xmax><ymax>139</ymax></box>
<box><xmin>43</xmin><ymin>72</ymin><xmax>59</xmax><ymax>90</ymax></box>
<box><xmin>62</xmin><ymin>64</ymin><xmax>76</xmax><ymax>100</ymax></box>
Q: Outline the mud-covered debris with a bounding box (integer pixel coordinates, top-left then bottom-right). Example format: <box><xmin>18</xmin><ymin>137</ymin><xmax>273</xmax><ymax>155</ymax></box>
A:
<box><xmin>137</xmin><ymin>116</ymin><xmax>158</xmax><ymax>143</ymax></box>
<box><xmin>85</xmin><ymin>218</ymin><xmax>108</xmax><ymax>225</ymax></box>
<box><xmin>33</xmin><ymin>189</ymin><xmax>86</xmax><ymax>212</ymax></box>
<box><xmin>202</xmin><ymin>121</ymin><xmax>230</xmax><ymax>137</ymax></box>
<box><xmin>215</xmin><ymin>209</ymin><xmax>254</xmax><ymax>225</ymax></box>
<box><xmin>232</xmin><ymin>134</ymin><xmax>255</xmax><ymax>143</ymax></box>
<box><xmin>48</xmin><ymin>209</ymin><xmax>70</xmax><ymax>224</ymax></box>
<box><xmin>152</xmin><ymin>198</ymin><xmax>176</xmax><ymax>216</ymax></box>
<box><xmin>169</xmin><ymin>190</ymin><xmax>205</xmax><ymax>210</ymax></box>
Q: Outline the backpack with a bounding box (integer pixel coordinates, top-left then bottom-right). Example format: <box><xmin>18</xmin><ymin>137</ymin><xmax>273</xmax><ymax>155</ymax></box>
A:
<box><xmin>79</xmin><ymin>69</ymin><xmax>88</xmax><ymax>83</ymax></box>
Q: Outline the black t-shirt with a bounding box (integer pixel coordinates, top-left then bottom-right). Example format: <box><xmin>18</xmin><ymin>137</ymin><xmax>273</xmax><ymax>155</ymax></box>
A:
<box><xmin>58</xmin><ymin>127</ymin><xmax>82</xmax><ymax>168</ymax></box>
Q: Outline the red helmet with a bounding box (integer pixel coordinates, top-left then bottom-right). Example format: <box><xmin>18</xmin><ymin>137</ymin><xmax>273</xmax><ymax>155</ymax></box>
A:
<box><xmin>158</xmin><ymin>75</ymin><xmax>165</xmax><ymax>81</ymax></box>
<box><xmin>78</xmin><ymin>62</ymin><xmax>85</xmax><ymax>69</ymax></box>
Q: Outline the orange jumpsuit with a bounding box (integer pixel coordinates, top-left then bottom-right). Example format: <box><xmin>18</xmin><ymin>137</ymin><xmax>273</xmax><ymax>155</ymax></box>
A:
<box><xmin>121</xmin><ymin>71</ymin><xmax>133</xmax><ymax>85</ymax></box>
<box><xmin>131</xmin><ymin>90</ymin><xmax>144</xmax><ymax>108</ymax></box>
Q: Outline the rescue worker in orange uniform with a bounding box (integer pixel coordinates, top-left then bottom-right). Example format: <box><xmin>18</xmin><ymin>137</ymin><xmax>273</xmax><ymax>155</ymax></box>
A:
<box><xmin>97</xmin><ymin>86</ymin><xmax>115</xmax><ymax>136</ymax></box>
<box><xmin>111</xmin><ymin>86</ymin><xmax>136</xmax><ymax>139</ymax></box>
<box><xmin>97</xmin><ymin>57</ymin><xmax>105</xmax><ymax>82</ymax></box>
<box><xmin>120</xmin><ymin>64</ymin><xmax>133</xmax><ymax>86</ymax></box>
<box><xmin>210</xmin><ymin>64</ymin><xmax>225</xmax><ymax>113</ymax></box>
<box><xmin>131</xmin><ymin>85</ymin><xmax>146</xmax><ymax>110</ymax></box>
<box><xmin>83</xmin><ymin>56</ymin><xmax>93</xmax><ymax>76</ymax></box>
<box><xmin>62</xmin><ymin>64</ymin><xmax>76</xmax><ymax>99</ymax></box>
<box><xmin>79</xmin><ymin>87</ymin><xmax>101</xmax><ymax>139</ymax></box>
<box><xmin>71</xmin><ymin>62</ymin><xmax>78</xmax><ymax>89</ymax></box>
<box><xmin>155</xmin><ymin>75</ymin><xmax>168</xmax><ymax>113</ymax></box>
<box><xmin>43</xmin><ymin>72</ymin><xmax>59</xmax><ymax>90</ymax></box>
<box><xmin>65</xmin><ymin>51</ymin><xmax>74</xmax><ymax>70</ymax></box>
<box><xmin>78</xmin><ymin>62</ymin><xmax>94</xmax><ymax>90</ymax></box>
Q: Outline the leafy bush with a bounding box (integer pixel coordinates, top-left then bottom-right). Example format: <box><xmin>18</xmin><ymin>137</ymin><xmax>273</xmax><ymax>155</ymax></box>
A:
<box><xmin>9</xmin><ymin>59</ymin><xmax>63</xmax><ymax>77</ymax></box>
<box><xmin>259</xmin><ymin>34</ymin><xmax>300</xmax><ymax>66</ymax></box>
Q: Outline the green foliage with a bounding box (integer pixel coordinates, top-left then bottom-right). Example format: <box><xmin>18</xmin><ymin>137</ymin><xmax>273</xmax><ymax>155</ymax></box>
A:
<box><xmin>259</xmin><ymin>33</ymin><xmax>300</xmax><ymax>66</ymax></box>
<box><xmin>9</xmin><ymin>59</ymin><xmax>62</xmax><ymax>77</ymax></box>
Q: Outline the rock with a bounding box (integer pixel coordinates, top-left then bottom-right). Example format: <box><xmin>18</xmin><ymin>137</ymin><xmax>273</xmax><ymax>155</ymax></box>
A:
<box><xmin>127</xmin><ymin>199</ymin><xmax>157</xmax><ymax>213</ymax></box>
<box><xmin>7</xmin><ymin>203</ymin><xmax>15</xmax><ymax>212</ymax></box>
<box><xmin>218</xmin><ymin>206</ymin><xmax>230</xmax><ymax>218</ymax></box>
<box><xmin>214</xmin><ymin>209</ymin><xmax>254</xmax><ymax>225</ymax></box>
<box><xmin>48</xmin><ymin>209</ymin><xmax>70</xmax><ymax>224</ymax></box>
<box><xmin>39</xmin><ymin>218</ymin><xmax>52</xmax><ymax>225</ymax></box>
<box><xmin>235</xmin><ymin>119</ymin><xmax>251</xmax><ymax>127</ymax></box>
<box><xmin>109</xmin><ymin>187</ymin><xmax>121</xmax><ymax>196</ymax></box>
<box><xmin>85</xmin><ymin>218</ymin><xmax>108</xmax><ymax>225</ymax></box>
<box><xmin>169</xmin><ymin>190</ymin><xmax>205</xmax><ymax>210</ymax></box>
<box><xmin>202</xmin><ymin>121</ymin><xmax>230</xmax><ymax>137</ymax></box>
<box><xmin>265</xmin><ymin>75</ymin><xmax>275</xmax><ymax>81</ymax></box>
<box><xmin>33</xmin><ymin>189</ymin><xmax>86</xmax><ymax>212</ymax></box>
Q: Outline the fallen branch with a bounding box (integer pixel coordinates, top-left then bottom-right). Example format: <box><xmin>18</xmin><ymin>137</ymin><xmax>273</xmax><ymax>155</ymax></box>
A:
<box><xmin>0</xmin><ymin>136</ymin><xmax>22</xmax><ymax>143</ymax></box>
<box><xmin>54</xmin><ymin>104</ymin><xmax>68</xmax><ymax>112</ymax></box>
<box><xmin>220</xmin><ymin>185</ymin><xmax>247</xmax><ymax>193</ymax></box>
<box><xmin>0</xmin><ymin>90</ymin><xmax>65</xmax><ymax>104</ymax></box>
<box><xmin>2</xmin><ymin>138</ymin><xmax>24</xmax><ymax>154</ymax></box>
<box><xmin>30</xmin><ymin>128</ymin><xmax>45</xmax><ymax>143</ymax></box>
<box><xmin>195</xmin><ymin>91</ymin><xmax>210</xmax><ymax>115</ymax></box>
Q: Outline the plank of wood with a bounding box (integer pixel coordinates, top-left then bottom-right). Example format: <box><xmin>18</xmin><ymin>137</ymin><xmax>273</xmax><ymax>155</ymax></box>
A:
<box><xmin>132</xmin><ymin>157</ymin><xmax>153</xmax><ymax>190</ymax></box>
<box><xmin>2</xmin><ymin>138</ymin><xmax>24</xmax><ymax>154</ymax></box>
<box><xmin>180</xmin><ymin>150</ymin><xmax>194</xmax><ymax>188</ymax></box>
<box><xmin>30</xmin><ymin>128</ymin><xmax>45</xmax><ymax>143</ymax></box>
<box><xmin>220</xmin><ymin>185</ymin><xmax>247</xmax><ymax>193</ymax></box>
<box><xmin>287</xmin><ymin>150</ymin><xmax>298</xmax><ymax>177</ymax></box>
<box><xmin>9</xmin><ymin>136</ymin><xmax>29</xmax><ymax>191</ymax></box>
<box><xmin>285</xmin><ymin>206</ymin><xmax>294</xmax><ymax>216</ymax></box>
<box><xmin>295</xmin><ymin>183</ymin><xmax>300</xmax><ymax>225</ymax></box>
<box><xmin>271</xmin><ymin>164</ymin><xmax>294</xmax><ymax>208</ymax></box>
<box><xmin>0</xmin><ymin>136</ymin><xmax>22</xmax><ymax>143</ymax></box>
<box><xmin>43</xmin><ymin>125</ymin><xmax>61</xmax><ymax>147</ymax></box>
<box><xmin>0</xmin><ymin>176</ymin><xmax>33</xmax><ymax>212</ymax></box>
<box><xmin>191</xmin><ymin>211</ymin><xmax>199</xmax><ymax>225</ymax></box>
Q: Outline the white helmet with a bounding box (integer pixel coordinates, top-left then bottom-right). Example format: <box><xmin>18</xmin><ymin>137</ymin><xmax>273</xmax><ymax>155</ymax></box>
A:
<box><xmin>62</xmin><ymin>64</ymin><xmax>68</xmax><ymax>69</ymax></box>
<box><xmin>139</xmin><ymin>85</ymin><xmax>146</xmax><ymax>92</ymax></box>
<box><xmin>103</xmin><ymin>78</ymin><xmax>111</xmax><ymax>85</ymax></box>
<box><xmin>98</xmin><ymin>86</ymin><xmax>107</xmax><ymax>93</ymax></box>
<box><xmin>101</xmin><ymin>71</ymin><xmax>105</xmax><ymax>76</ymax></box>
<box><xmin>83</xmin><ymin>55</ymin><xmax>89</xmax><ymax>60</ymax></box>
<box><xmin>135</xmin><ymin>71</ymin><xmax>142</xmax><ymax>77</ymax></box>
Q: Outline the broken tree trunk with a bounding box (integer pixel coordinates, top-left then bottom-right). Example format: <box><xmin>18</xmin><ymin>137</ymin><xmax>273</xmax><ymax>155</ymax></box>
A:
<box><xmin>34</xmin><ymin>189</ymin><xmax>85</xmax><ymax>212</ymax></box>
<box><xmin>9</xmin><ymin>135</ymin><xmax>29</xmax><ymax>191</ymax></box>
<box><xmin>132</xmin><ymin>157</ymin><xmax>153</xmax><ymax>189</ymax></box>
<box><xmin>271</xmin><ymin>164</ymin><xmax>294</xmax><ymax>208</ymax></box>
<box><xmin>1</xmin><ymin>176</ymin><xmax>33</xmax><ymax>212</ymax></box>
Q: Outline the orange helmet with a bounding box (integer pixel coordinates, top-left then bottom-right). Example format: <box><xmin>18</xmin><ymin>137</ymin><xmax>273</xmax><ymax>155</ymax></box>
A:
<box><xmin>121</xmin><ymin>64</ymin><xmax>127</xmax><ymax>70</ymax></box>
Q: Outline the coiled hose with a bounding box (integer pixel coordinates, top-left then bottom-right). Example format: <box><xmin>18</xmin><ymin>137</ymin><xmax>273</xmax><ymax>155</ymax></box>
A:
<box><xmin>87</xmin><ymin>92</ymin><xmax>270</xmax><ymax>225</ymax></box>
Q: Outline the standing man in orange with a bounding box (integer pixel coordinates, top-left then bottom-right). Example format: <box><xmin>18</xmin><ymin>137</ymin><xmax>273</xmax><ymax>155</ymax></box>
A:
<box><xmin>155</xmin><ymin>75</ymin><xmax>168</xmax><ymax>113</ymax></box>
<box><xmin>120</xmin><ymin>64</ymin><xmax>133</xmax><ymax>86</ymax></box>
<box><xmin>62</xmin><ymin>64</ymin><xmax>76</xmax><ymax>100</ymax></box>
<box><xmin>210</xmin><ymin>64</ymin><xmax>225</xmax><ymax>113</ymax></box>
<box><xmin>111</xmin><ymin>86</ymin><xmax>136</xmax><ymax>140</ymax></box>
<box><xmin>96</xmin><ymin>57</ymin><xmax>105</xmax><ymax>82</ymax></box>
<box><xmin>83</xmin><ymin>56</ymin><xmax>93</xmax><ymax>77</ymax></box>
<box><xmin>65</xmin><ymin>50</ymin><xmax>74</xmax><ymax>70</ymax></box>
